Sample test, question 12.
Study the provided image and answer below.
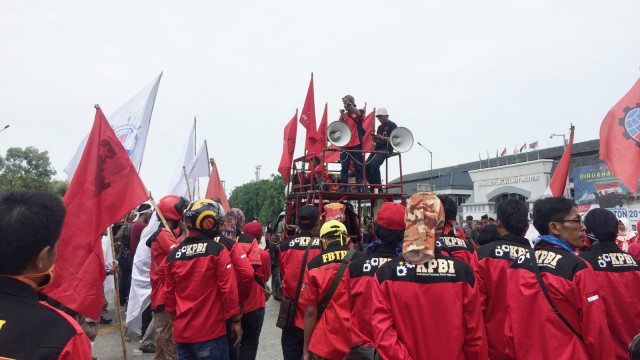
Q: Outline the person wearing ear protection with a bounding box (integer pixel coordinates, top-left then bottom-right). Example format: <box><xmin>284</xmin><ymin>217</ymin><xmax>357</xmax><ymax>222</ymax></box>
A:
<box><xmin>162</xmin><ymin>199</ymin><xmax>242</xmax><ymax>359</ymax></box>
<box><xmin>0</xmin><ymin>190</ymin><xmax>92</xmax><ymax>359</ymax></box>
<box><xmin>300</xmin><ymin>220</ymin><xmax>364</xmax><ymax>360</ymax></box>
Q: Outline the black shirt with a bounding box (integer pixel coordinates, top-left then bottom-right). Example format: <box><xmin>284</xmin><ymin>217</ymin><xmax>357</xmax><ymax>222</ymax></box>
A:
<box><xmin>374</xmin><ymin>120</ymin><xmax>398</xmax><ymax>152</ymax></box>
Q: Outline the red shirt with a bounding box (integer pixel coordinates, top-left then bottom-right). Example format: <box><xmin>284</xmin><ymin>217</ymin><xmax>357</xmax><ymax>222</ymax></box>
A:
<box><xmin>129</xmin><ymin>220</ymin><xmax>147</xmax><ymax>255</ymax></box>
<box><xmin>163</xmin><ymin>234</ymin><xmax>240</xmax><ymax>343</ymax></box>
<box><xmin>150</xmin><ymin>227</ymin><xmax>181</xmax><ymax>310</ymax></box>
<box><xmin>347</xmin><ymin>247</ymin><xmax>397</xmax><ymax>347</ymax></box>
<box><xmin>299</xmin><ymin>242</ymin><xmax>363</xmax><ymax>359</ymax></box>
<box><xmin>579</xmin><ymin>241</ymin><xmax>640</xmax><ymax>360</ymax></box>
<box><xmin>505</xmin><ymin>244</ymin><xmax>613</xmax><ymax>359</ymax></box>
<box><xmin>475</xmin><ymin>234</ymin><xmax>530</xmax><ymax>360</ymax></box>
<box><xmin>279</xmin><ymin>231</ymin><xmax>322</xmax><ymax>329</ymax></box>
<box><xmin>372</xmin><ymin>254</ymin><xmax>488</xmax><ymax>360</ymax></box>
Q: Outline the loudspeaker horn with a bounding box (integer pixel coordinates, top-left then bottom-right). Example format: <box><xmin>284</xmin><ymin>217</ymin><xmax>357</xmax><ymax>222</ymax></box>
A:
<box><xmin>327</xmin><ymin>121</ymin><xmax>352</xmax><ymax>147</ymax></box>
<box><xmin>389</xmin><ymin>127</ymin><xmax>414</xmax><ymax>152</ymax></box>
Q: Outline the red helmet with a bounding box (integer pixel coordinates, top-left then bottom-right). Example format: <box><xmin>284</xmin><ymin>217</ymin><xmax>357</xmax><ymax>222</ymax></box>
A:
<box><xmin>157</xmin><ymin>195</ymin><xmax>189</xmax><ymax>221</ymax></box>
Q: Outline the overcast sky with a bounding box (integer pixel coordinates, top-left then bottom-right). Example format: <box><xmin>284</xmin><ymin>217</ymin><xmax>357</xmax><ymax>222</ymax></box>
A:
<box><xmin>2</xmin><ymin>0</ymin><xmax>640</xmax><ymax>198</ymax></box>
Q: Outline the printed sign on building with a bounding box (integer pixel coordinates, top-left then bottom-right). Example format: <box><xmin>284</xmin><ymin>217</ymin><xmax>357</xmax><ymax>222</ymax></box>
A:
<box><xmin>573</xmin><ymin>163</ymin><xmax>636</xmax><ymax>208</ymax></box>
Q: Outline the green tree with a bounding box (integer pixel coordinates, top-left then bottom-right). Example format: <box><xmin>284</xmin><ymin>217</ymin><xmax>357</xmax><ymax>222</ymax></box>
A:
<box><xmin>0</xmin><ymin>146</ymin><xmax>62</xmax><ymax>194</ymax></box>
<box><xmin>229</xmin><ymin>174</ymin><xmax>285</xmax><ymax>224</ymax></box>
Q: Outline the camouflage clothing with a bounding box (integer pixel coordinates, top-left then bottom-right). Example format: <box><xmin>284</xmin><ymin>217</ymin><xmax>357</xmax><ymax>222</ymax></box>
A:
<box><xmin>402</xmin><ymin>192</ymin><xmax>445</xmax><ymax>265</ymax></box>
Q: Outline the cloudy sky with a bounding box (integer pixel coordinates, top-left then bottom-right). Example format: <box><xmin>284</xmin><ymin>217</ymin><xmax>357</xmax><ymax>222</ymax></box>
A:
<box><xmin>2</xmin><ymin>0</ymin><xmax>640</xmax><ymax>198</ymax></box>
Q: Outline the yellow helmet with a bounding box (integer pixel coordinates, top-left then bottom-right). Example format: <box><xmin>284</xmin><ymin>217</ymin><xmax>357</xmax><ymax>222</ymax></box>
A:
<box><xmin>319</xmin><ymin>220</ymin><xmax>348</xmax><ymax>247</ymax></box>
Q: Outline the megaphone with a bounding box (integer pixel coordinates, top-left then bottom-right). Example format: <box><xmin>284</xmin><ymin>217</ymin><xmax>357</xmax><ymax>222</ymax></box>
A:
<box><xmin>327</xmin><ymin>121</ymin><xmax>352</xmax><ymax>147</ymax></box>
<box><xmin>389</xmin><ymin>127</ymin><xmax>414</xmax><ymax>152</ymax></box>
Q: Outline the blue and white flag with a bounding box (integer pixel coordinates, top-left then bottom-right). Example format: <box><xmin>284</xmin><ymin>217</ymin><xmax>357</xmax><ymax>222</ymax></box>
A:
<box><xmin>64</xmin><ymin>72</ymin><xmax>163</xmax><ymax>180</ymax></box>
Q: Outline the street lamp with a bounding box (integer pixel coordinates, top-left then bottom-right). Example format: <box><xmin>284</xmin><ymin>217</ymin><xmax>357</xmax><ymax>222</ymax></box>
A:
<box><xmin>416</xmin><ymin>141</ymin><xmax>433</xmax><ymax>178</ymax></box>
<box><xmin>550</xmin><ymin>133</ymin><xmax>567</xmax><ymax>150</ymax></box>
<box><xmin>0</xmin><ymin>125</ymin><xmax>9</xmax><ymax>133</ymax></box>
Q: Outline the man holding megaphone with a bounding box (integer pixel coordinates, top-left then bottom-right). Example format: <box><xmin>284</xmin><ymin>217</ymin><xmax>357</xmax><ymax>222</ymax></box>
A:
<box><xmin>366</xmin><ymin>107</ymin><xmax>398</xmax><ymax>192</ymax></box>
<box><xmin>338</xmin><ymin>95</ymin><xmax>365</xmax><ymax>192</ymax></box>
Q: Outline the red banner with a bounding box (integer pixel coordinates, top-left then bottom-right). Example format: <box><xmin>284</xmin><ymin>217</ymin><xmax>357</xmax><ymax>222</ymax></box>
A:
<box><xmin>45</xmin><ymin>107</ymin><xmax>148</xmax><ymax>319</ymax></box>
<box><xmin>278</xmin><ymin>111</ymin><xmax>298</xmax><ymax>184</ymax></box>
<box><xmin>205</xmin><ymin>159</ymin><xmax>230</xmax><ymax>211</ymax></box>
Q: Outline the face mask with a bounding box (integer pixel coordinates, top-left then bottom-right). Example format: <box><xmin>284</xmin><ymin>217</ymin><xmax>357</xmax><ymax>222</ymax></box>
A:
<box><xmin>1</xmin><ymin>264</ymin><xmax>55</xmax><ymax>292</ymax></box>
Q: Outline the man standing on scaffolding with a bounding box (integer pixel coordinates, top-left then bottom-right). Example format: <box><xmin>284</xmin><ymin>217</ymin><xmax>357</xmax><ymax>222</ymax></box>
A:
<box><xmin>338</xmin><ymin>95</ymin><xmax>365</xmax><ymax>192</ymax></box>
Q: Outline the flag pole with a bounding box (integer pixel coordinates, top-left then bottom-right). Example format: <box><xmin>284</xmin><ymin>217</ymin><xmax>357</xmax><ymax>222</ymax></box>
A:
<box><xmin>205</xmin><ymin>140</ymin><xmax>211</xmax><ymax>175</ymax></box>
<box><xmin>109</xmin><ymin>225</ymin><xmax>128</xmax><ymax>360</ymax></box>
<box><xmin>537</xmin><ymin>140</ymin><xmax>540</xmax><ymax>160</ymax></box>
<box><xmin>183</xmin><ymin>166</ymin><xmax>193</xmax><ymax>202</ymax></box>
<box><xmin>525</xmin><ymin>144</ymin><xmax>529</xmax><ymax>162</ymax></box>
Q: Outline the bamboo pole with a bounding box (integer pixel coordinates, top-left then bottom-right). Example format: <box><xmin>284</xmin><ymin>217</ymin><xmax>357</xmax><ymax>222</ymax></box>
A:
<box><xmin>183</xmin><ymin>166</ymin><xmax>192</xmax><ymax>202</ymax></box>
<box><xmin>108</xmin><ymin>225</ymin><xmax>128</xmax><ymax>360</ymax></box>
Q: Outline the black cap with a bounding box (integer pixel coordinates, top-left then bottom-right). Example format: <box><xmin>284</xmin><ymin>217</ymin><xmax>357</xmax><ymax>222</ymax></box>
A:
<box><xmin>298</xmin><ymin>205</ymin><xmax>319</xmax><ymax>226</ymax></box>
<box><xmin>584</xmin><ymin>208</ymin><xmax>618</xmax><ymax>243</ymax></box>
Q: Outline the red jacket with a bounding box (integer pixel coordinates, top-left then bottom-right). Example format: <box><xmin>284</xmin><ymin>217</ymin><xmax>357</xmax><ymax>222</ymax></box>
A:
<box><xmin>163</xmin><ymin>234</ymin><xmax>240</xmax><ymax>343</ymax></box>
<box><xmin>437</xmin><ymin>234</ymin><xmax>479</xmax><ymax>271</ymax></box>
<box><xmin>372</xmin><ymin>254</ymin><xmax>488</xmax><ymax>360</ymax></box>
<box><xmin>579</xmin><ymin>241</ymin><xmax>640</xmax><ymax>360</ymax></box>
<box><xmin>279</xmin><ymin>230</ymin><xmax>322</xmax><ymax>329</ymax></box>
<box><xmin>149</xmin><ymin>227</ymin><xmax>182</xmax><ymax>310</ymax></box>
<box><xmin>214</xmin><ymin>231</ymin><xmax>254</xmax><ymax>303</ymax></box>
<box><xmin>505</xmin><ymin>243</ymin><xmax>613</xmax><ymax>359</ymax></box>
<box><xmin>347</xmin><ymin>246</ymin><xmax>397</xmax><ymax>347</ymax></box>
<box><xmin>236</xmin><ymin>232</ymin><xmax>262</xmax><ymax>267</ymax></box>
<box><xmin>299</xmin><ymin>242</ymin><xmax>363</xmax><ymax>360</ymax></box>
<box><xmin>475</xmin><ymin>234</ymin><xmax>530</xmax><ymax>360</ymax></box>
<box><xmin>235</xmin><ymin>232</ymin><xmax>262</xmax><ymax>313</ymax></box>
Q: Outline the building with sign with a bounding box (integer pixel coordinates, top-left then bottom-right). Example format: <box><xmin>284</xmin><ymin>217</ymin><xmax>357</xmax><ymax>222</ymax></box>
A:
<box><xmin>392</xmin><ymin>139</ymin><xmax>602</xmax><ymax>220</ymax></box>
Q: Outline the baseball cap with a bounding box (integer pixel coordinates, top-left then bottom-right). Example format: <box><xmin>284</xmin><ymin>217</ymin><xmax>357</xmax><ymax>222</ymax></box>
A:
<box><xmin>376</xmin><ymin>107</ymin><xmax>389</xmax><ymax>117</ymax></box>
<box><xmin>298</xmin><ymin>205</ymin><xmax>319</xmax><ymax>226</ymax></box>
<box><xmin>376</xmin><ymin>202</ymin><xmax>405</xmax><ymax>231</ymax></box>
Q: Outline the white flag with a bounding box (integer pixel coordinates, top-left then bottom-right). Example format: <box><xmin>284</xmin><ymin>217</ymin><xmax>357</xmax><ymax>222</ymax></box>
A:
<box><xmin>64</xmin><ymin>72</ymin><xmax>163</xmax><ymax>180</ymax></box>
<box><xmin>168</xmin><ymin>125</ymin><xmax>196</xmax><ymax>198</ymax></box>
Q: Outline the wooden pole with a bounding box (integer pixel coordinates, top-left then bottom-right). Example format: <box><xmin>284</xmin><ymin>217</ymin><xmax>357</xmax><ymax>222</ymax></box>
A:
<box><xmin>183</xmin><ymin>166</ymin><xmax>192</xmax><ymax>202</ymax></box>
<box><xmin>108</xmin><ymin>225</ymin><xmax>128</xmax><ymax>360</ymax></box>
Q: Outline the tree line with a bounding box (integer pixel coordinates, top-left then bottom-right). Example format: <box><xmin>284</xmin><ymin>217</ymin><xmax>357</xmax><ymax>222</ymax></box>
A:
<box><xmin>228</xmin><ymin>174</ymin><xmax>285</xmax><ymax>225</ymax></box>
<box><xmin>0</xmin><ymin>146</ymin><xmax>67</xmax><ymax>197</ymax></box>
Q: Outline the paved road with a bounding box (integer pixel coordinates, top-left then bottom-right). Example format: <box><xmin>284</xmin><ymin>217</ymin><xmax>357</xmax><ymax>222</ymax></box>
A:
<box><xmin>94</xmin><ymin>282</ymin><xmax>284</xmax><ymax>359</ymax></box>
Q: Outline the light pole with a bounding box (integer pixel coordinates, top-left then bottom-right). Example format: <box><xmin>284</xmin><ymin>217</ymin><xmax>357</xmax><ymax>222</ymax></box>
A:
<box><xmin>550</xmin><ymin>133</ymin><xmax>567</xmax><ymax>150</ymax></box>
<box><xmin>0</xmin><ymin>125</ymin><xmax>9</xmax><ymax>134</ymax></box>
<box><xmin>417</xmin><ymin>141</ymin><xmax>433</xmax><ymax>179</ymax></box>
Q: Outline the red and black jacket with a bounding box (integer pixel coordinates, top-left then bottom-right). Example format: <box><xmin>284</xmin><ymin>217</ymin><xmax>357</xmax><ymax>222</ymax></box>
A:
<box><xmin>279</xmin><ymin>230</ymin><xmax>322</xmax><ymax>329</ymax></box>
<box><xmin>299</xmin><ymin>242</ymin><xmax>364</xmax><ymax>360</ymax></box>
<box><xmin>475</xmin><ymin>233</ymin><xmax>530</xmax><ymax>360</ymax></box>
<box><xmin>149</xmin><ymin>226</ymin><xmax>182</xmax><ymax>310</ymax></box>
<box><xmin>437</xmin><ymin>233</ymin><xmax>479</xmax><ymax>271</ymax></box>
<box><xmin>579</xmin><ymin>241</ymin><xmax>640</xmax><ymax>360</ymax></box>
<box><xmin>213</xmin><ymin>231</ymin><xmax>254</xmax><ymax>304</ymax></box>
<box><xmin>347</xmin><ymin>245</ymin><xmax>397</xmax><ymax>347</ymax></box>
<box><xmin>372</xmin><ymin>253</ymin><xmax>488</xmax><ymax>360</ymax></box>
<box><xmin>163</xmin><ymin>234</ymin><xmax>240</xmax><ymax>344</ymax></box>
<box><xmin>0</xmin><ymin>277</ymin><xmax>92</xmax><ymax>359</ymax></box>
<box><xmin>505</xmin><ymin>242</ymin><xmax>613</xmax><ymax>359</ymax></box>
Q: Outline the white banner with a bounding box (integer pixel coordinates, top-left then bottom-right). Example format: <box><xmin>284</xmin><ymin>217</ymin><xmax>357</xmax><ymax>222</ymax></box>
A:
<box><xmin>64</xmin><ymin>72</ymin><xmax>163</xmax><ymax>180</ymax></box>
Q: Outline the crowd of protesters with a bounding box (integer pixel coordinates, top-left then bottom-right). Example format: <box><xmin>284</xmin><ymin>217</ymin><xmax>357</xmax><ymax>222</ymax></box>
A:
<box><xmin>2</xmin><ymin>188</ymin><xmax>640</xmax><ymax>359</ymax></box>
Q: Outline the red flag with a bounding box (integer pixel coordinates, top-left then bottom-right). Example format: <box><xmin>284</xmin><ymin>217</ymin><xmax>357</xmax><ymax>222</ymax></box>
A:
<box><xmin>545</xmin><ymin>126</ymin><xmax>575</xmax><ymax>197</ymax></box>
<box><xmin>44</xmin><ymin>107</ymin><xmax>148</xmax><ymax>319</ymax></box>
<box><xmin>500</xmin><ymin>147</ymin><xmax>507</xmax><ymax>157</ymax></box>
<box><xmin>529</xmin><ymin>141</ymin><xmax>538</xmax><ymax>149</ymax></box>
<box><xmin>300</xmin><ymin>74</ymin><xmax>317</xmax><ymax>154</ymax></box>
<box><xmin>520</xmin><ymin>143</ymin><xmax>526</xmax><ymax>152</ymax></box>
<box><xmin>600</xmin><ymin>77</ymin><xmax>640</xmax><ymax>196</ymax></box>
<box><xmin>361</xmin><ymin>109</ymin><xmax>376</xmax><ymax>152</ymax></box>
<box><xmin>278</xmin><ymin>111</ymin><xmax>298</xmax><ymax>183</ymax></box>
<box><xmin>205</xmin><ymin>158</ymin><xmax>230</xmax><ymax>211</ymax></box>
<box><xmin>310</xmin><ymin>103</ymin><xmax>328</xmax><ymax>159</ymax></box>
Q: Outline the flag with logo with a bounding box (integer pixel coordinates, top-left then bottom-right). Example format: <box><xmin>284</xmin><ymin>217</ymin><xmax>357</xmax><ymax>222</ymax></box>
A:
<box><xmin>279</xmin><ymin>111</ymin><xmax>298</xmax><ymax>184</ymax></box>
<box><xmin>206</xmin><ymin>157</ymin><xmax>230</xmax><ymax>211</ymax></box>
<box><xmin>64</xmin><ymin>73</ymin><xmax>162</xmax><ymax>180</ymax></box>
<box><xmin>600</xmin><ymin>76</ymin><xmax>640</xmax><ymax>196</ymax></box>
<box><xmin>45</xmin><ymin>107</ymin><xmax>148</xmax><ymax>320</ymax></box>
